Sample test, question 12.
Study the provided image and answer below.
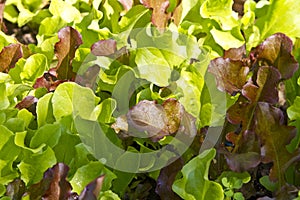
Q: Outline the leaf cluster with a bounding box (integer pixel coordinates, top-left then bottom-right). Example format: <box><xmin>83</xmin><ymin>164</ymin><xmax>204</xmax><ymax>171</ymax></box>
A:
<box><xmin>0</xmin><ymin>0</ymin><xmax>300</xmax><ymax>199</ymax></box>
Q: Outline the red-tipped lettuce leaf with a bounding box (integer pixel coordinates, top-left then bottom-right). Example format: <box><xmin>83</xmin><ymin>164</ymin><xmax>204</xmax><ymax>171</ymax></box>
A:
<box><xmin>28</xmin><ymin>163</ymin><xmax>73</xmax><ymax>200</ymax></box>
<box><xmin>251</xmin><ymin>33</ymin><xmax>299</xmax><ymax>79</ymax></box>
<box><xmin>6</xmin><ymin>179</ymin><xmax>26</xmax><ymax>200</ymax></box>
<box><xmin>255</xmin><ymin>66</ymin><xmax>281</xmax><ymax>104</ymax></box>
<box><xmin>33</xmin><ymin>70</ymin><xmax>65</xmax><ymax>92</ymax></box>
<box><xmin>0</xmin><ymin>43</ymin><xmax>22</xmax><ymax>72</ymax></box>
<box><xmin>78</xmin><ymin>175</ymin><xmax>105</xmax><ymax>200</ymax></box>
<box><xmin>223</xmin><ymin>45</ymin><xmax>246</xmax><ymax>60</ymax></box>
<box><xmin>91</xmin><ymin>39</ymin><xmax>117</xmax><ymax>56</ymax></box>
<box><xmin>75</xmin><ymin>65</ymin><xmax>100</xmax><ymax>89</ymax></box>
<box><xmin>208</xmin><ymin>57</ymin><xmax>249</xmax><ymax>94</ymax></box>
<box><xmin>140</xmin><ymin>0</ymin><xmax>171</xmax><ymax>31</ymax></box>
<box><xmin>15</xmin><ymin>96</ymin><xmax>38</xmax><ymax>110</ymax></box>
<box><xmin>112</xmin><ymin>99</ymin><xmax>196</xmax><ymax>142</ymax></box>
<box><xmin>118</xmin><ymin>0</ymin><xmax>133</xmax><ymax>11</ymax></box>
<box><xmin>54</xmin><ymin>26</ymin><xmax>82</xmax><ymax>80</ymax></box>
<box><xmin>255</xmin><ymin>103</ymin><xmax>296</xmax><ymax>182</ymax></box>
<box><xmin>224</xmin><ymin>130</ymin><xmax>261</xmax><ymax>171</ymax></box>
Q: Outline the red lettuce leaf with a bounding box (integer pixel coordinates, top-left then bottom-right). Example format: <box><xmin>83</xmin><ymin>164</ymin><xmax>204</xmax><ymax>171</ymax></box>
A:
<box><xmin>223</xmin><ymin>45</ymin><xmax>246</xmax><ymax>60</ymax></box>
<box><xmin>255</xmin><ymin>103</ymin><xmax>296</xmax><ymax>182</ymax></box>
<box><xmin>255</xmin><ymin>66</ymin><xmax>281</xmax><ymax>104</ymax></box>
<box><xmin>210</xmin><ymin>33</ymin><xmax>300</xmax><ymax>186</ymax></box>
<box><xmin>6</xmin><ymin>179</ymin><xmax>26</xmax><ymax>200</ymax></box>
<box><xmin>91</xmin><ymin>39</ymin><xmax>128</xmax><ymax>61</ymax></box>
<box><xmin>155</xmin><ymin>157</ymin><xmax>183</xmax><ymax>200</ymax></box>
<box><xmin>28</xmin><ymin>163</ymin><xmax>73</xmax><ymax>200</ymax></box>
<box><xmin>118</xmin><ymin>0</ymin><xmax>133</xmax><ymax>11</ymax></box>
<box><xmin>91</xmin><ymin>39</ymin><xmax>117</xmax><ymax>56</ymax></box>
<box><xmin>33</xmin><ymin>26</ymin><xmax>82</xmax><ymax>91</ymax></box>
<box><xmin>227</xmin><ymin>96</ymin><xmax>254</xmax><ymax>126</ymax></box>
<box><xmin>75</xmin><ymin>65</ymin><xmax>100</xmax><ymax>89</ymax></box>
<box><xmin>0</xmin><ymin>43</ymin><xmax>22</xmax><ymax>72</ymax></box>
<box><xmin>15</xmin><ymin>96</ymin><xmax>38</xmax><ymax>116</ymax></box>
<box><xmin>224</xmin><ymin>130</ymin><xmax>261</xmax><ymax>171</ymax></box>
<box><xmin>140</xmin><ymin>0</ymin><xmax>171</xmax><ymax>31</ymax></box>
<box><xmin>54</xmin><ymin>26</ymin><xmax>82</xmax><ymax>80</ymax></box>
<box><xmin>112</xmin><ymin>99</ymin><xmax>196</xmax><ymax>142</ymax></box>
<box><xmin>208</xmin><ymin>57</ymin><xmax>249</xmax><ymax>94</ymax></box>
<box><xmin>6</xmin><ymin>163</ymin><xmax>105</xmax><ymax>199</ymax></box>
<box><xmin>242</xmin><ymin>81</ymin><xmax>259</xmax><ymax>102</ymax></box>
<box><xmin>33</xmin><ymin>70</ymin><xmax>66</xmax><ymax>92</ymax></box>
<box><xmin>251</xmin><ymin>33</ymin><xmax>299</xmax><ymax>79</ymax></box>
<box><xmin>225</xmin><ymin>151</ymin><xmax>261</xmax><ymax>172</ymax></box>
<box><xmin>78</xmin><ymin>175</ymin><xmax>105</xmax><ymax>200</ymax></box>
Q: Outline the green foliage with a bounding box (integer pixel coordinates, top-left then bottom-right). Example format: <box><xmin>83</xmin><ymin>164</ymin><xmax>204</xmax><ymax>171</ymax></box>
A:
<box><xmin>0</xmin><ymin>0</ymin><xmax>300</xmax><ymax>199</ymax></box>
<box><xmin>217</xmin><ymin>171</ymin><xmax>251</xmax><ymax>200</ymax></box>
<box><xmin>172</xmin><ymin>148</ymin><xmax>223</xmax><ymax>200</ymax></box>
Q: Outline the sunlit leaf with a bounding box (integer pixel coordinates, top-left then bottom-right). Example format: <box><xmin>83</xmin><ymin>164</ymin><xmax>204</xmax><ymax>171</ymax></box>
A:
<box><xmin>172</xmin><ymin>148</ymin><xmax>223</xmax><ymax>200</ymax></box>
<box><xmin>140</xmin><ymin>0</ymin><xmax>171</xmax><ymax>31</ymax></box>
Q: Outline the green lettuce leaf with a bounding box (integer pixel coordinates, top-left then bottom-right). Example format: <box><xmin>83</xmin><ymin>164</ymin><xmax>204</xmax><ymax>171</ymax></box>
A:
<box><xmin>172</xmin><ymin>148</ymin><xmax>223</xmax><ymax>200</ymax></box>
<box><xmin>49</xmin><ymin>0</ymin><xmax>81</xmax><ymax>23</ymax></box>
<box><xmin>51</xmin><ymin>82</ymin><xmax>100</xmax><ymax>120</ymax></box>
<box><xmin>255</xmin><ymin>0</ymin><xmax>300</xmax><ymax>40</ymax></box>
<box><xmin>70</xmin><ymin>161</ymin><xmax>116</xmax><ymax>194</ymax></box>
<box><xmin>18</xmin><ymin>147</ymin><xmax>57</xmax><ymax>185</ymax></box>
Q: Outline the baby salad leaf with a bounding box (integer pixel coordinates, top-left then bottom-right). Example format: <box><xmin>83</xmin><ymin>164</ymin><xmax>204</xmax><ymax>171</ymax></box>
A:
<box><xmin>20</xmin><ymin>53</ymin><xmax>47</xmax><ymax>83</ymax></box>
<box><xmin>140</xmin><ymin>0</ymin><xmax>172</xmax><ymax>31</ymax></box>
<box><xmin>6</xmin><ymin>179</ymin><xmax>26</xmax><ymax>200</ymax></box>
<box><xmin>70</xmin><ymin>161</ymin><xmax>116</xmax><ymax>194</ymax></box>
<box><xmin>216</xmin><ymin>171</ymin><xmax>251</xmax><ymax>195</ymax></box>
<box><xmin>12</xmin><ymin>163</ymin><xmax>108</xmax><ymax>200</ymax></box>
<box><xmin>255</xmin><ymin>103</ymin><xmax>296</xmax><ymax>183</ymax></box>
<box><xmin>251</xmin><ymin>33</ymin><xmax>299</xmax><ymax>79</ymax></box>
<box><xmin>0</xmin><ymin>43</ymin><xmax>22</xmax><ymax>73</ymax></box>
<box><xmin>135</xmin><ymin>47</ymin><xmax>181</xmax><ymax>87</ymax></box>
<box><xmin>172</xmin><ymin>148</ymin><xmax>223</xmax><ymax>200</ymax></box>
<box><xmin>288</xmin><ymin>96</ymin><xmax>300</xmax><ymax>121</ymax></box>
<box><xmin>155</xmin><ymin>157</ymin><xmax>184</xmax><ymax>200</ymax></box>
<box><xmin>255</xmin><ymin>0</ymin><xmax>300</xmax><ymax>40</ymax></box>
<box><xmin>49</xmin><ymin>0</ymin><xmax>81</xmax><ymax>23</ymax></box>
<box><xmin>208</xmin><ymin>57</ymin><xmax>249</xmax><ymax>94</ymax></box>
<box><xmin>78</xmin><ymin>175</ymin><xmax>105</xmax><ymax>200</ymax></box>
<box><xmin>0</xmin><ymin>125</ymin><xmax>21</xmax><ymax>185</ymax></box>
<box><xmin>200</xmin><ymin>0</ymin><xmax>239</xmax><ymax>30</ymax></box>
<box><xmin>118</xmin><ymin>0</ymin><xmax>133</xmax><ymax>11</ymax></box>
<box><xmin>54</xmin><ymin>26</ymin><xmax>83</xmax><ymax>80</ymax></box>
<box><xmin>27</xmin><ymin>163</ymin><xmax>72</xmax><ymax>200</ymax></box>
<box><xmin>18</xmin><ymin>147</ymin><xmax>57</xmax><ymax>185</ymax></box>
<box><xmin>112</xmin><ymin>99</ymin><xmax>196</xmax><ymax>142</ymax></box>
<box><xmin>91</xmin><ymin>39</ymin><xmax>117</xmax><ymax>56</ymax></box>
<box><xmin>36</xmin><ymin>93</ymin><xmax>55</xmax><ymax>127</ymax></box>
<box><xmin>30</xmin><ymin>123</ymin><xmax>62</xmax><ymax>149</ymax></box>
<box><xmin>209</xmin><ymin>27</ymin><xmax>245</xmax><ymax>50</ymax></box>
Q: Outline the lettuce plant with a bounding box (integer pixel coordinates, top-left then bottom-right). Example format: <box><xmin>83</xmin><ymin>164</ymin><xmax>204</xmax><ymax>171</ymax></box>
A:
<box><xmin>0</xmin><ymin>0</ymin><xmax>300</xmax><ymax>199</ymax></box>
